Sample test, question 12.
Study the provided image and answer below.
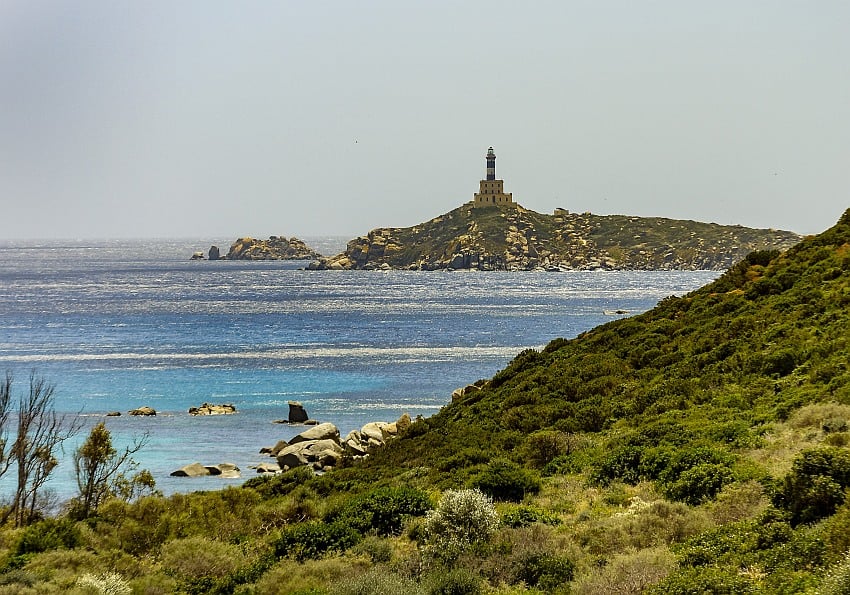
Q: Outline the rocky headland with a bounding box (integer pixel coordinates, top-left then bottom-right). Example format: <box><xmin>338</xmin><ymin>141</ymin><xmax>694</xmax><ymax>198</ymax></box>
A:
<box><xmin>307</xmin><ymin>203</ymin><xmax>801</xmax><ymax>271</ymax></box>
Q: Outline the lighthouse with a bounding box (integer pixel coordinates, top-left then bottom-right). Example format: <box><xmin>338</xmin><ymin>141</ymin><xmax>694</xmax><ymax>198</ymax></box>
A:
<box><xmin>486</xmin><ymin>147</ymin><xmax>496</xmax><ymax>180</ymax></box>
<box><xmin>473</xmin><ymin>147</ymin><xmax>513</xmax><ymax>207</ymax></box>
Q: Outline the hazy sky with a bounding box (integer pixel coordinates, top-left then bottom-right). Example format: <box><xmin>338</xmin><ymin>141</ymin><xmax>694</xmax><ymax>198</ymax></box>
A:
<box><xmin>1</xmin><ymin>1</ymin><xmax>848</xmax><ymax>240</ymax></box>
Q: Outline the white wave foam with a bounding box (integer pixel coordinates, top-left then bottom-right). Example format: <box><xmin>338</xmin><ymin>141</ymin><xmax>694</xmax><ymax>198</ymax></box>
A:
<box><xmin>0</xmin><ymin>345</ymin><xmax>530</xmax><ymax>365</ymax></box>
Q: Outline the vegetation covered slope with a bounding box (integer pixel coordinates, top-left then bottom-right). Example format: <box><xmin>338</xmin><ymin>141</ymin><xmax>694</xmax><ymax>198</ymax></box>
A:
<box><xmin>2</xmin><ymin>211</ymin><xmax>849</xmax><ymax>595</ymax></box>
<box><xmin>310</xmin><ymin>202</ymin><xmax>801</xmax><ymax>271</ymax></box>
<box><xmin>356</xmin><ymin>208</ymin><xmax>849</xmax><ymax>477</ymax></box>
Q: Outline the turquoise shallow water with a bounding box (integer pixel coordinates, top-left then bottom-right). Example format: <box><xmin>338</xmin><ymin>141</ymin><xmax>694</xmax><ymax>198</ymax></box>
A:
<box><xmin>0</xmin><ymin>238</ymin><xmax>719</xmax><ymax>500</ymax></box>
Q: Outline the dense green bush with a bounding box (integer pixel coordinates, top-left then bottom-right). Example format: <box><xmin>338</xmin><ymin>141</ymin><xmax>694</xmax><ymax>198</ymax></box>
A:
<box><xmin>2</xmin><ymin>517</ymin><xmax>82</xmax><ymax>570</ymax></box>
<box><xmin>469</xmin><ymin>459</ymin><xmax>541</xmax><ymax>502</ymax></box>
<box><xmin>773</xmin><ymin>447</ymin><xmax>850</xmax><ymax>525</ymax></box>
<box><xmin>351</xmin><ymin>535</ymin><xmax>393</xmax><ymax>563</ymax></box>
<box><xmin>275</xmin><ymin>520</ymin><xmax>362</xmax><ymax>561</ymax></box>
<box><xmin>521</xmin><ymin>430</ymin><xmax>571</xmax><ymax>468</ymax></box>
<box><xmin>423</xmin><ymin>567</ymin><xmax>484</xmax><ymax>595</ymax></box>
<box><xmin>512</xmin><ymin>551</ymin><xmax>575</xmax><ymax>590</ymax></box>
<box><xmin>12</xmin><ymin>517</ymin><xmax>82</xmax><ymax>556</ymax></box>
<box><xmin>663</xmin><ymin>463</ymin><xmax>735</xmax><ymax>505</ymax></box>
<box><xmin>436</xmin><ymin>449</ymin><xmax>489</xmax><ymax>472</ymax></box>
<box><xmin>243</xmin><ymin>465</ymin><xmax>314</xmax><ymax>498</ymax></box>
<box><xmin>500</xmin><ymin>505</ymin><xmax>561</xmax><ymax>528</ymax></box>
<box><xmin>325</xmin><ymin>486</ymin><xmax>432</xmax><ymax>536</ymax></box>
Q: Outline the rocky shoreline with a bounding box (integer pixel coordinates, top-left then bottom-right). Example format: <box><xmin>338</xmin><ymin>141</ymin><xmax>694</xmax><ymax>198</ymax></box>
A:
<box><xmin>164</xmin><ymin>401</ymin><xmax>413</xmax><ymax>480</ymax></box>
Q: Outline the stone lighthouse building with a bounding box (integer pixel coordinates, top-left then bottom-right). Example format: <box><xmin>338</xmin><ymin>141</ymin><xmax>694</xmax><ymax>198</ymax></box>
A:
<box><xmin>473</xmin><ymin>147</ymin><xmax>513</xmax><ymax>207</ymax></box>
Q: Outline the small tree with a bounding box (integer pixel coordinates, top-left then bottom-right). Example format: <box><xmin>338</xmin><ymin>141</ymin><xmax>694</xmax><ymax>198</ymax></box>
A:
<box><xmin>72</xmin><ymin>421</ymin><xmax>151</xmax><ymax>519</ymax></box>
<box><xmin>0</xmin><ymin>372</ymin><xmax>12</xmax><ymax>482</ymax></box>
<box><xmin>1</xmin><ymin>372</ymin><xmax>81</xmax><ymax>527</ymax></box>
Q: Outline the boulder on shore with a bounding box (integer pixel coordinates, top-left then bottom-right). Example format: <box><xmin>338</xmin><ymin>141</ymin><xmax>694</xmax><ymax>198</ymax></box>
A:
<box><xmin>288</xmin><ymin>422</ymin><xmax>340</xmax><ymax>445</ymax></box>
<box><xmin>260</xmin><ymin>439</ymin><xmax>289</xmax><ymax>457</ymax></box>
<box><xmin>129</xmin><ymin>406</ymin><xmax>156</xmax><ymax>416</ymax></box>
<box><xmin>277</xmin><ymin>439</ymin><xmax>344</xmax><ymax>471</ymax></box>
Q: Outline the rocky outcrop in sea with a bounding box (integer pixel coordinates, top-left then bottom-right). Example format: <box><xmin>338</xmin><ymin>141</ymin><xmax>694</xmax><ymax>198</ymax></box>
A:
<box><xmin>225</xmin><ymin>236</ymin><xmax>323</xmax><ymax>260</ymax></box>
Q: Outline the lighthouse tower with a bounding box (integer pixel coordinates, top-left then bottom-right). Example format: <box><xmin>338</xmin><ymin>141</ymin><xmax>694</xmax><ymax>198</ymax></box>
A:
<box><xmin>473</xmin><ymin>147</ymin><xmax>513</xmax><ymax>207</ymax></box>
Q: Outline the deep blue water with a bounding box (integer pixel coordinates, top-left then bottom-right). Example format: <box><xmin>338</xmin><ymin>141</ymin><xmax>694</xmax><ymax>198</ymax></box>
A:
<box><xmin>0</xmin><ymin>238</ymin><xmax>719</xmax><ymax>500</ymax></box>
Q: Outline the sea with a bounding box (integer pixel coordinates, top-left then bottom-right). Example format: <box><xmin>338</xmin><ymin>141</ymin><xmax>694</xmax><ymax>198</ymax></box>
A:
<box><xmin>0</xmin><ymin>237</ymin><xmax>719</xmax><ymax>502</ymax></box>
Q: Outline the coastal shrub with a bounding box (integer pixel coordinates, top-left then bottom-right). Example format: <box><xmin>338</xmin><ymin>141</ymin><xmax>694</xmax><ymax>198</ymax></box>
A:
<box><xmin>521</xmin><ymin>430</ymin><xmax>571</xmax><ymax>468</ymax></box>
<box><xmin>351</xmin><ymin>535</ymin><xmax>393</xmax><ymax>563</ymax></box>
<box><xmin>773</xmin><ymin>447</ymin><xmax>850</xmax><ymax>525</ymax></box>
<box><xmin>3</xmin><ymin>517</ymin><xmax>82</xmax><ymax>569</ymax></box>
<box><xmin>761</xmin><ymin>348</ymin><xmax>800</xmax><ymax>377</ymax></box>
<box><xmin>824</xmin><ymin>417</ymin><xmax>850</xmax><ymax>434</ymax></box>
<box><xmin>512</xmin><ymin>551</ymin><xmax>575</xmax><ymax>591</ymax></box>
<box><xmin>572</xmin><ymin>547</ymin><xmax>674</xmax><ymax>595</ymax></box>
<box><xmin>252</xmin><ymin>557</ymin><xmax>370</xmax><ymax>595</ymax></box>
<box><xmin>592</xmin><ymin>445</ymin><xmax>644</xmax><ymax>485</ymax></box>
<box><xmin>423</xmin><ymin>567</ymin><xmax>484</xmax><ymax>595</ymax></box>
<box><xmin>469</xmin><ymin>460</ymin><xmax>541</xmax><ymax>502</ymax></box>
<box><xmin>437</xmin><ymin>449</ymin><xmax>490</xmax><ymax>472</ymax></box>
<box><xmin>500</xmin><ymin>505</ymin><xmax>561</xmax><ymax>528</ymax></box>
<box><xmin>244</xmin><ymin>465</ymin><xmax>315</xmax><ymax>498</ymax></box>
<box><xmin>325</xmin><ymin>486</ymin><xmax>432</xmax><ymax>536</ymax></box>
<box><xmin>648</xmin><ymin>566</ymin><xmax>758</xmax><ymax>594</ymax></box>
<box><xmin>160</xmin><ymin>536</ymin><xmax>246</xmax><ymax>580</ymax></box>
<box><xmin>491</xmin><ymin>349</ymin><xmax>543</xmax><ymax>388</ymax></box>
<box><xmin>251</xmin><ymin>485</ymin><xmax>321</xmax><ymax>529</ymax></box>
<box><xmin>274</xmin><ymin>520</ymin><xmax>362</xmax><ymax>561</ymax></box>
<box><xmin>747</xmin><ymin>249</ymin><xmax>780</xmax><ymax>267</ymax></box>
<box><xmin>423</xmin><ymin>489</ymin><xmax>499</xmax><ymax>560</ymax></box>
<box><xmin>331</xmin><ymin>567</ymin><xmax>425</xmax><ymax>595</ymax></box>
<box><xmin>662</xmin><ymin>463</ymin><xmax>735</xmax><ymax>505</ymax></box>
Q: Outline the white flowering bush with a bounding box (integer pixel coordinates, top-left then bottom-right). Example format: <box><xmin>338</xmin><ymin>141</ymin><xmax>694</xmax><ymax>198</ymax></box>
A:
<box><xmin>422</xmin><ymin>488</ymin><xmax>499</xmax><ymax>561</ymax></box>
<box><xmin>75</xmin><ymin>572</ymin><xmax>131</xmax><ymax>595</ymax></box>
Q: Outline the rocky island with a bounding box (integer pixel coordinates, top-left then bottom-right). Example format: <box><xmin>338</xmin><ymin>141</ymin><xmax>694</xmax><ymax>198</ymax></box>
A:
<box><xmin>307</xmin><ymin>202</ymin><xmax>801</xmax><ymax>271</ymax></box>
<box><xmin>307</xmin><ymin>147</ymin><xmax>800</xmax><ymax>271</ymax></box>
<box><xmin>196</xmin><ymin>236</ymin><xmax>323</xmax><ymax>261</ymax></box>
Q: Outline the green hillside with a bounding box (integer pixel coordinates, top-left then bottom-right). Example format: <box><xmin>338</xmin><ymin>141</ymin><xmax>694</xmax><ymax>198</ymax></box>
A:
<box><xmin>353</xmin><ymin>208</ymin><xmax>849</xmax><ymax>477</ymax></box>
<box><xmin>310</xmin><ymin>203</ymin><xmax>801</xmax><ymax>271</ymax></box>
<box><xmin>2</xmin><ymin>210</ymin><xmax>849</xmax><ymax>594</ymax></box>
